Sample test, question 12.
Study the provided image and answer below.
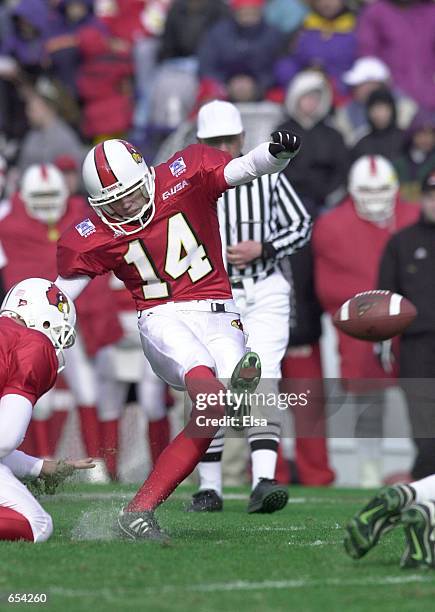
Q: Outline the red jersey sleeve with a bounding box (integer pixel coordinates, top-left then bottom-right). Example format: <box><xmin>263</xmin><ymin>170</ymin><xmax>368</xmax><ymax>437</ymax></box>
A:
<box><xmin>57</xmin><ymin>237</ymin><xmax>110</xmax><ymax>279</ymax></box>
<box><xmin>198</xmin><ymin>145</ymin><xmax>232</xmax><ymax>200</ymax></box>
<box><xmin>4</xmin><ymin>337</ymin><xmax>58</xmax><ymax>404</ymax></box>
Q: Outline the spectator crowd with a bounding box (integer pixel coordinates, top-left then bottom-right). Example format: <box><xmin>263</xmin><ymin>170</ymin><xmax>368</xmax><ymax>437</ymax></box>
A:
<box><xmin>0</xmin><ymin>0</ymin><xmax>434</xmax><ymax>487</ymax></box>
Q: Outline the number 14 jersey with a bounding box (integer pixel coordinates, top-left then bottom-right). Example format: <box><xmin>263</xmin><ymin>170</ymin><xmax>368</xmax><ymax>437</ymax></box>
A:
<box><xmin>57</xmin><ymin>144</ymin><xmax>233</xmax><ymax>311</ymax></box>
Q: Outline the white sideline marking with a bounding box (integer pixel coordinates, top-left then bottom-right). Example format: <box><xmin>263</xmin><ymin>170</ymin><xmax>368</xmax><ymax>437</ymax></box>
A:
<box><xmin>48</xmin><ymin>575</ymin><xmax>434</xmax><ymax>600</ymax></box>
<box><xmin>188</xmin><ymin>575</ymin><xmax>433</xmax><ymax>592</ymax></box>
<box><xmin>252</xmin><ymin>526</ymin><xmax>306</xmax><ymax>532</ymax></box>
<box><xmin>41</xmin><ymin>492</ymin><xmax>251</xmax><ymax>502</ymax></box>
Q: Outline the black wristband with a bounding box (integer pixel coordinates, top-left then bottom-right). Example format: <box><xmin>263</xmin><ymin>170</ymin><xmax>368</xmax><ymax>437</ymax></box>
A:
<box><xmin>262</xmin><ymin>242</ymin><xmax>277</xmax><ymax>260</ymax></box>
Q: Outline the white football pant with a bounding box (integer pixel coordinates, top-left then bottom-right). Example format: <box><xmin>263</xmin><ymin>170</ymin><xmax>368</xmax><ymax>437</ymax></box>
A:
<box><xmin>137</xmin><ymin>299</ymin><xmax>247</xmax><ymax>389</ymax></box>
<box><xmin>0</xmin><ymin>463</ymin><xmax>52</xmax><ymax>542</ymax></box>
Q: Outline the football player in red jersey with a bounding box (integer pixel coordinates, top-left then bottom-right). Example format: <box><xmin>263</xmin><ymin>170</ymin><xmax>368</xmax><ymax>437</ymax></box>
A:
<box><xmin>0</xmin><ymin>278</ymin><xmax>94</xmax><ymax>542</ymax></box>
<box><xmin>0</xmin><ymin>164</ymin><xmax>123</xmax><ymax>468</ymax></box>
<box><xmin>53</xmin><ymin>156</ymin><xmax>173</xmax><ymax>477</ymax></box>
<box><xmin>55</xmin><ymin>132</ymin><xmax>301</xmax><ymax>540</ymax></box>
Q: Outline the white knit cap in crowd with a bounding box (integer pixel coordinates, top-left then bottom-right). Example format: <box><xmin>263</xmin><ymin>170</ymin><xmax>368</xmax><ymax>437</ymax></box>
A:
<box><xmin>196</xmin><ymin>100</ymin><xmax>244</xmax><ymax>139</ymax></box>
<box><xmin>343</xmin><ymin>57</ymin><xmax>391</xmax><ymax>87</ymax></box>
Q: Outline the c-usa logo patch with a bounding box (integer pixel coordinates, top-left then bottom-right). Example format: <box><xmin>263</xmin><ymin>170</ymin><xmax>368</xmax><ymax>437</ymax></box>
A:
<box><xmin>75</xmin><ymin>218</ymin><xmax>96</xmax><ymax>238</ymax></box>
<box><xmin>169</xmin><ymin>157</ymin><xmax>186</xmax><ymax>177</ymax></box>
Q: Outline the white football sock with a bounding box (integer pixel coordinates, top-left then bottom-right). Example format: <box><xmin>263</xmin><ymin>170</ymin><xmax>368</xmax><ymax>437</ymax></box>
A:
<box><xmin>410</xmin><ymin>475</ymin><xmax>435</xmax><ymax>503</ymax></box>
<box><xmin>251</xmin><ymin>449</ymin><xmax>277</xmax><ymax>490</ymax></box>
<box><xmin>198</xmin><ymin>461</ymin><xmax>222</xmax><ymax>497</ymax></box>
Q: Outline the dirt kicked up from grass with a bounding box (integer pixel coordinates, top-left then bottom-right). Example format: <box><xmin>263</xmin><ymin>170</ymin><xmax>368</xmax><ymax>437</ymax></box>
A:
<box><xmin>1</xmin><ymin>484</ymin><xmax>435</xmax><ymax>612</ymax></box>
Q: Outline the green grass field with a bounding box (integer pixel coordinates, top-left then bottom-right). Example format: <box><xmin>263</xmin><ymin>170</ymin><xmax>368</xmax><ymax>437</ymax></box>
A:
<box><xmin>1</xmin><ymin>484</ymin><xmax>435</xmax><ymax>612</ymax></box>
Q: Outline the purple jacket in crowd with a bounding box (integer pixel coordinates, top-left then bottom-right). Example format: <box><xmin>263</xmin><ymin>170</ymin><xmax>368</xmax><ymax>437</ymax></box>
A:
<box><xmin>274</xmin><ymin>10</ymin><xmax>357</xmax><ymax>93</ymax></box>
<box><xmin>2</xmin><ymin>0</ymin><xmax>50</xmax><ymax>69</ymax></box>
<box><xmin>47</xmin><ymin>0</ymin><xmax>104</xmax><ymax>38</ymax></box>
<box><xmin>45</xmin><ymin>0</ymin><xmax>107</xmax><ymax>95</ymax></box>
<box><xmin>357</xmin><ymin>0</ymin><xmax>435</xmax><ymax>111</ymax></box>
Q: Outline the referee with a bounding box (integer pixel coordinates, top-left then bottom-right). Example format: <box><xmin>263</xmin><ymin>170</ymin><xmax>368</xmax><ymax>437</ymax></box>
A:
<box><xmin>188</xmin><ymin>100</ymin><xmax>312</xmax><ymax>513</ymax></box>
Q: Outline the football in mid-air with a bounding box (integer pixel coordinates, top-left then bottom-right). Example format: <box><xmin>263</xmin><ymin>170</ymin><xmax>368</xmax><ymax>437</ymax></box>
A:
<box><xmin>333</xmin><ymin>290</ymin><xmax>417</xmax><ymax>341</ymax></box>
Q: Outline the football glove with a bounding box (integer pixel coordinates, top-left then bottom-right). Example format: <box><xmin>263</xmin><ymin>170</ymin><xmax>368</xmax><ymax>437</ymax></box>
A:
<box><xmin>269</xmin><ymin>131</ymin><xmax>301</xmax><ymax>160</ymax></box>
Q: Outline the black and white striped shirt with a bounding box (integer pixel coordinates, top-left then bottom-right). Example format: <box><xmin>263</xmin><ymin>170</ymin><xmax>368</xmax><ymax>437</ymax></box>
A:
<box><xmin>218</xmin><ymin>171</ymin><xmax>312</xmax><ymax>281</ymax></box>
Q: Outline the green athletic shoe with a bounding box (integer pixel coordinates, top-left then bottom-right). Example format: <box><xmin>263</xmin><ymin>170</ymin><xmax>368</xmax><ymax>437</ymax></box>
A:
<box><xmin>344</xmin><ymin>485</ymin><xmax>415</xmax><ymax>559</ymax></box>
<box><xmin>400</xmin><ymin>502</ymin><xmax>435</xmax><ymax>569</ymax></box>
<box><xmin>226</xmin><ymin>351</ymin><xmax>261</xmax><ymax>431</ymax></box>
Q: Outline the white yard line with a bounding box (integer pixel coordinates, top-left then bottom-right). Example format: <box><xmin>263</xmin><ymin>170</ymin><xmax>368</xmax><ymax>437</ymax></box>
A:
<box><xmin>188</xmin><ymin>575</ymin><xmax>434</xmax><ymax>592</ymax></box>
<box><xmin>41</xmin><ymin>491</ymin><xmax>351</xmax><ymax>505</ymax></box>
<box><xmin>48</xmin><ymin>574</ymin><xmax>434</xmax><ymax>601</ymax></box>
<box><xmin>42</xmin><ymin>492</ymin><xmax>249</xmax><ymax>502</ymax></box>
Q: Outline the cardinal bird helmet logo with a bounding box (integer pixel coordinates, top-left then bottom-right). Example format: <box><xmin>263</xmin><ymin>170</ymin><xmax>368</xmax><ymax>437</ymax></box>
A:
<box><xmin>46</xmin><ymin>284</ymin><xmax>70</xmax><ymax>315</ymax></box>
<box><xmin>231</xmin><ymin>319</ymin><xmax>244</xmax><ymax>332</ymax></box>
<box><xmin>121</xmin><ymin>140</ymin><xmax>143</xmax><ymax>165</ymax></box>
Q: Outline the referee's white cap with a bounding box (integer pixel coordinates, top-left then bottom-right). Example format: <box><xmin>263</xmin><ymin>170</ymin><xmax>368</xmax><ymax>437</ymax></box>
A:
<box><xmin>197</xmin><ymin>100</ymin><xmax>244</xmax><ymax>139</ymax></box>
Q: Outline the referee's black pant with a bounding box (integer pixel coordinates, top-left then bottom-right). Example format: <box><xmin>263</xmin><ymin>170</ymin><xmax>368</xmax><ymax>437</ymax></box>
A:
<box><xmin>400</xmin><ymin>333</ymin><xmax>435</xmax><ymax>479</ymax></box>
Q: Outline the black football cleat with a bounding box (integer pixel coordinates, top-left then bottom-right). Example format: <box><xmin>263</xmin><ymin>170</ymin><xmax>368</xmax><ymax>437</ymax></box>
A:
<box><xmin>116</xmin><ymin>509</ymin><xmax>169</xmax><ymax>543</ymax></box>
<box><xmin>186</xmin><ymin>489</ymin><xmax>223</xmax><ymax>512</ymax></box>
<box><xmin>247</xmin><ymin>478</ymin><xmax>289</xmax><ymax>514</ymax></box>
<box><xmin>400</xmin><ymin>501</ymin><xmax>435</xmax><ymax>569</ymax></box>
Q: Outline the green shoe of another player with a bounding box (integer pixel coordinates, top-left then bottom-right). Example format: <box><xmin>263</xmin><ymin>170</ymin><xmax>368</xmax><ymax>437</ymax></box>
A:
<box><xmin>400</xmin><ymin>502</ymin><xmax>435</xmax><ymax>569</ymax></box>
<box><xmin>230</xmin><ymin>351</ymin><xmax>262</xmax><ymax>393</ymax></box>
<box><xmin>226</xmin><ymin>351</ymin><xmax>261</xmax><ymax>431</ymax></box>
<box><xmin>344</xmin><ymin>485</ymin><xmax>415</xmax><ymax>559</ymax></box>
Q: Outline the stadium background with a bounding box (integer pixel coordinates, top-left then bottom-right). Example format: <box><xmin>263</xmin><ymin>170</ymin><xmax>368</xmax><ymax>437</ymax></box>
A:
<box><xmin>0</xmin><ymin>0</ymin><xmax>434</xmax><ymax>488</ymax></box>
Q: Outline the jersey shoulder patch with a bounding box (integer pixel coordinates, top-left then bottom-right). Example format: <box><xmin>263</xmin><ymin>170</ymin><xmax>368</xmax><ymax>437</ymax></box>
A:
<box><xmin>75</xmin><ymin>217</ymin><xmax>97</xmax><ymax>238</ymax></box>
<box><xmin>59</xmin><ymin>211</ymin><xmax>110</xmax><ymax>253</ymax></box>
<box><xmin>155</xmin><ymin>145</ymin><xmax>202</xmax><ymax>192</ymax></box>
<box><xmin>168</xmin><ymin>155</ymin><xmax>187</xmax><ymax>178</ymax></box>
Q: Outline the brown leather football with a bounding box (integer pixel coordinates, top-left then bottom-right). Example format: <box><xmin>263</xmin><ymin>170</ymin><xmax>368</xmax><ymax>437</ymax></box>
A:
<box><xmin>333</xmin><ymin>290</ymin><xmax>417</xmax><ymax>341</ymax></box>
